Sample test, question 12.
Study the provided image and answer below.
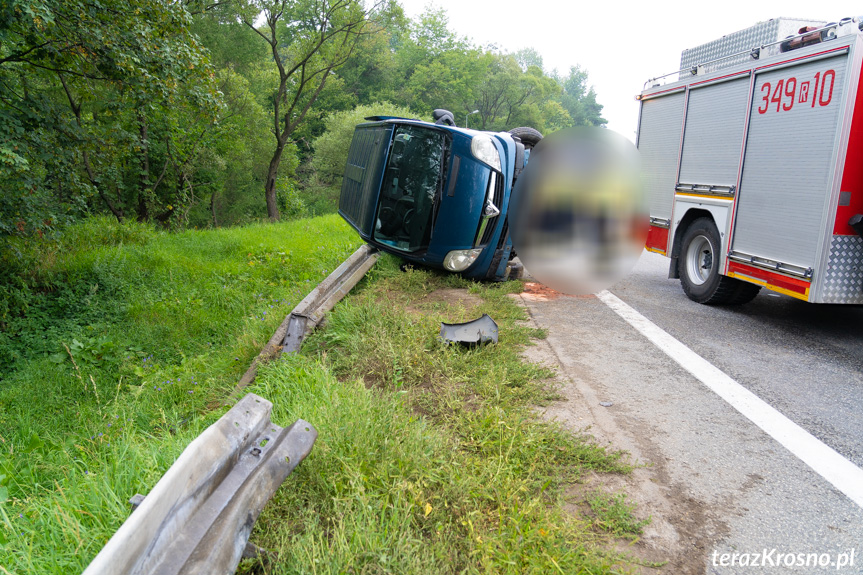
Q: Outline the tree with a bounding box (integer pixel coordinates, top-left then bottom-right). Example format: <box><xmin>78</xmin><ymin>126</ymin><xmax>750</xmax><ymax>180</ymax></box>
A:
<box><xmin>0</xmin><ymin>0</ymin><xmax>221</xmax><ymax>235</ymax></box>
<box><xmin>331</xmin><ymin>1</ymin><xmax>406</xmax><ymax>106</ymax></box>
<box><xmin>557</xmin><ymin>65</ymin><xmax>607</xmax><ymax>128</ymax></box>
<box><xmin>394</xmin><ymin>5</ymin><xmax>469</xmax><ymax>80</ymax></box>
<box><xmin>467</xmin><ymin>53</ymin><xmax>560</xmax><ymax>132</ymax></box>
<box><xmin>405</xmin><ymin>49</ymin><xmax>484</xmax><ymax>117</ymax></box>
<box><xmin>514</xmin><ymin>47</ymin><xmax>543</xmax><ymax>72</ymax></box>
<box><xmin>238</xmin><ymin>0</ymin><xmax>386</xmax><ymax>221</ymax></box>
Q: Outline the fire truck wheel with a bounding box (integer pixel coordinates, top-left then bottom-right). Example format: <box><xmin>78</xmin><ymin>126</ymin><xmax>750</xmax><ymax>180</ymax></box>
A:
<box><xmin>679</xmin><ymin>218</ymin><xmax>759</xmax><ymax>305</ymax></box>
<box><xmin>508</xmin><ymin>127</ymin><xmax>543</xmax><ymax>150</ymax></box>
<box><xmin>727</xmin><ymin>280</ymin><xmax>761</xmax><ymax>305</ymax></box>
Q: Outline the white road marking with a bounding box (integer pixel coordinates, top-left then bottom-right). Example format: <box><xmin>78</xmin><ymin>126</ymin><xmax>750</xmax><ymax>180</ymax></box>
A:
<box><xmin>597</xmin><ymin>289</ymin><xmax>863</xmax><ymax>510</ymax></box>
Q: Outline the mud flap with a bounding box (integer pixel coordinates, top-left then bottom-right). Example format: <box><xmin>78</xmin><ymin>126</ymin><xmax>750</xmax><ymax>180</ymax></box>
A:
<box><xmin>440</xmin><ymin>314</ymin><xmax>499</xmax><ymax>345</ymax></box>
<box><xmin>849</xmin><ymin>214</ymin><xmax>863</xmax><ymax>238</ymax></box>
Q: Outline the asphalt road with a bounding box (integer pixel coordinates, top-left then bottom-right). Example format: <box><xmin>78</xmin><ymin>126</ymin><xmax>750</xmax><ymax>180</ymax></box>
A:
<box><xmin>519</xmin><ymin>250</ymin><xmax>863</xmax><ymax>574</ymax></box>
<box><xmin>612</xmin><ymin>251</ymin><xmax>863</xmax><ymax>471</ymax></box>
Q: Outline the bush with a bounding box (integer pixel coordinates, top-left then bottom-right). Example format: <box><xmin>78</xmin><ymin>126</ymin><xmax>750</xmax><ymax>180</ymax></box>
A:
<box><xmin>276</xmin><ymin>177</ymin><xmax>307</xmax><ymax>219</ymax></box>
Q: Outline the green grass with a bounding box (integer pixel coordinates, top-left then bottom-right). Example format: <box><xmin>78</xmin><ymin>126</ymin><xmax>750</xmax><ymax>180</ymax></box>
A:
<box><xmin>587</xmin><ymin>492</ymin><xmax>651</xmax><ymax>539</ymax></box>
<box><xmin>0</xmin><ymin>215</ymin><xmax>361</xmax><ymax>572</ymax></box>
<box><xmin>240</xmin><ymin>255</ymin><xmax>639</xmax><ymax>574</ymax></box>
<box><xmin>0</xmin><ymin>220</ymin><xmax>643</xmax><ymax>574</ymax></box>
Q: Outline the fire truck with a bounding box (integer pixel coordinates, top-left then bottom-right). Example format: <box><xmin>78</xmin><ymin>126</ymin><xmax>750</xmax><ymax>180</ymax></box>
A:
<box><xmin>638</xmin><ymin>17</ymin><xmax>863</xmax><ymax>304</ymax></box>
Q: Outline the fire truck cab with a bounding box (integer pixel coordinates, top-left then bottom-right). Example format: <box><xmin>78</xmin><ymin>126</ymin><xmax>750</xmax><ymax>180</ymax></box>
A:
<box><xmin>638</xmin><ymin>17</ymin><xmax>863</xmax><ymax>304</ymax></box>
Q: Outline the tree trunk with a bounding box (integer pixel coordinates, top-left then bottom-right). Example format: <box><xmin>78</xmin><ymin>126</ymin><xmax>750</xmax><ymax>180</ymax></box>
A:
<box><xmin>137</xmin><ymin>112</ymin><xmax>150</xmax><ymax>222</ymax></box>
<box><xmin>243</xmin><ymin>2</ymin><xmax>370</xmax><ymax>223</ymax></box>
<box><xmin>264</xmin><ymin>139</ymin><xmax>285</xmax><ymax>222</ymax></box>
<box><xmin>57</xmin><ymin>72</ymin><xmax>124</xmax><ymax>221</ymax></box>
<box><xmin>210</xmin><ymin>191</ymin><xmax>218</xmax><ymax>228</ymax></box>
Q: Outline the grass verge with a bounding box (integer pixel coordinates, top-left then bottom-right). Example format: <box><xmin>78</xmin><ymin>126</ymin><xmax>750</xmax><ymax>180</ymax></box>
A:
<box><xmin>0</xmin><ymin>215</ymin><xmax>360</xmax><ymax>572</ymax></box>
<box><xmin>243</xmin><ymin>254</ymin><xmax>639</xmax><ymax>574</ymax></box>
<box><xmin>0</xmin><ymin>218</ymin><xmax>642</xmax><ymax>573</ymax></box>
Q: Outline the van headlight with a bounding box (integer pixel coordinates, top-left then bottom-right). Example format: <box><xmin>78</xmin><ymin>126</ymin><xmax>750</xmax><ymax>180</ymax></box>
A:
<box><xmin>444</xmin><ymin>248</ymin><xmax>484</xmax><ymax>272</ymax></box>
<box><xmin>470</xmin><ymin>135</ymin><xmax>501</xmax><ymax>171</ymax></box>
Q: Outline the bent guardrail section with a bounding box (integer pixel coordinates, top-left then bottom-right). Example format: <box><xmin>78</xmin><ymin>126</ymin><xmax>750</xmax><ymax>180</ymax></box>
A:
<box><xmin>83</xmin><ymin>393</ymin><xmax>317</xmax><ymax>575</ymax></box>
<box><xmin>282</xmin><ymin>243</ymin><xmax>379</xmax><ymax>353</ymax></box>
<box><xmin>234</xmin><ymin>244</ymin><xmax>379</xmax><ymax>392</ymax></box>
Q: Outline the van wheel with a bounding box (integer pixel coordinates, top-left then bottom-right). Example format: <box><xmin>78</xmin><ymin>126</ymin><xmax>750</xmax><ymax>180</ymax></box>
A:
<box><xmin>508</xmin><ymin>127</ymin><xmax>543</xmax><ymax>150</ymax></box>
<box><xmin>679</xmin><ymin>218</ymin><xmax>760</xmax><ymax>305</ymax></box>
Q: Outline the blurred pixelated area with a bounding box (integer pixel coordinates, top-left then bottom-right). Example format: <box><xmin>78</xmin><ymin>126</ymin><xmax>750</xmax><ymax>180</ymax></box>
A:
<box><xmin>510</xmin><ymin>127</ymin><xmax>647</xmax><ymax>295</ymax></box>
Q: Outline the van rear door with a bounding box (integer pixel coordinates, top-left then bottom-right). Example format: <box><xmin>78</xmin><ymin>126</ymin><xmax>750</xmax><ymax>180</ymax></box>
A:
<box><xmin>339</xmin><ymin>122</ymin><xmax>395</xmax><ymax>239</ymax></box>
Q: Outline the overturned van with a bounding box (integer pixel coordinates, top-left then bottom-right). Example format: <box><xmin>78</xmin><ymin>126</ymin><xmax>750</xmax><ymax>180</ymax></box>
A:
<box><xmin>338</xmin><ymin>110</ymin><xmax>541</xmax><ymax>280</ymax></box>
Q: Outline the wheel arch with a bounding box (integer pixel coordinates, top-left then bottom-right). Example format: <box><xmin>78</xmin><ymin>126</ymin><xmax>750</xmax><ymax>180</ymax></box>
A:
<box><xmin>668</xmin><ymin>208</ymin><xmax>714</xmax><ymax>279</ymax></box>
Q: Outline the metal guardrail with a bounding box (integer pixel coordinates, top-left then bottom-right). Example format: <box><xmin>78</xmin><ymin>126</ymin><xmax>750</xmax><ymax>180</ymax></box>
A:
<box><xmin>83</xmin><ymin>245</ymin><xmax>379</xmax><ymax>574</ymax></box>
<box><xmin>233</xmin><ymin>243</ymin><xmax>379</xmax><ymax>395</ymax></box>
<box><xmin>83</xmin><ymin>393</ymin><xmax>316</xmax><ymax>575</ymax></box>
<box><xmin>282</xmin><ymin>243</ymin><xmax>380</xmax><ymax>353</ymax></box>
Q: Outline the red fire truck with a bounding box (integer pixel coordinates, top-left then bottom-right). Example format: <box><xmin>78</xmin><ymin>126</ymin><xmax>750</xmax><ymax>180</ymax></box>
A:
<box><xmin>638</xmin><ymin>17</ymin><xmax>863</xmax><ymax>304</ymax></box>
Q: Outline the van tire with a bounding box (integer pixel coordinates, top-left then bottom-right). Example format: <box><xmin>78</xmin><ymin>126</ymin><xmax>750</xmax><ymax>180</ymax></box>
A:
<box><xmin>679</xmin><ymin>218</ymin><xmax>760</xmax><ymax>305</ymax></box>
<box><xmin>508</xmin><ymin>127</ymin><xmax>543</xmax><ymax>150</ymax></box>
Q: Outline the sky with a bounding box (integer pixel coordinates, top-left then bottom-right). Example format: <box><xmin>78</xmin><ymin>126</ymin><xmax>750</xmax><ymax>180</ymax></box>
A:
<box><xmin>396</xmin><ymin>0</ymin><xmax>863</xmax><ymax>141</ymax></box>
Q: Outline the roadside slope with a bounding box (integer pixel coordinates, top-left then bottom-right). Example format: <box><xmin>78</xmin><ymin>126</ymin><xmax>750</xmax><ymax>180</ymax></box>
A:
<box><xmin>0</xmin><ymin>215</ymin><xmax>360</xmax><ymax>572</ymax></box>
<box><xmin>242</xmin><ymin>257</ymin><xmax>647</xmax><ymax>574</ymax></box>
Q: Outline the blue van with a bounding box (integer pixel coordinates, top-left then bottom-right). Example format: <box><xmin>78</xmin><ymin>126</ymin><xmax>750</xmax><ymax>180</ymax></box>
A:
<box><xmin>338</xmin><ymin>111</ymin><xmax>540</xmax><ymax>280</ymax></box>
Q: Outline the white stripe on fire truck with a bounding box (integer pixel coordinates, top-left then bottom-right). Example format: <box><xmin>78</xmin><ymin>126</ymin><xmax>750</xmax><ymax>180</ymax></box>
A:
<box><xmin>597</xmin><ymin>290</ymin><xmax>863</xmax><ymax>510</ymax></box>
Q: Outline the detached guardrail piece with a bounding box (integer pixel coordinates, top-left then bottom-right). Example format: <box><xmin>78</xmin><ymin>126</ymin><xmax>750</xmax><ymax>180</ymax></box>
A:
<box><xmin>83</xmin><ymin>393</ymin><xmax>317</xmax><ymax>575</ymax></box>
<box><xmin>282</xmin><ymin>243</ymin><xmax>379</xmax><ymax>353</ymax></box>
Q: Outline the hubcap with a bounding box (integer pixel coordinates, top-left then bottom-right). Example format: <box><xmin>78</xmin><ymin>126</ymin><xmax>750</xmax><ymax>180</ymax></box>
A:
<box><xmin>685</xmin><ymin>235</ymin><xmax>713</xmax><ymax>286</ymax></box>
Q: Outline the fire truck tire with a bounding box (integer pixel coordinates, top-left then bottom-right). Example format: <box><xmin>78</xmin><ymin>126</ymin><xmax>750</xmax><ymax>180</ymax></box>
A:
<box><xmin>508</xmin><ymin>127</ymin><xmax>543</xmax><ymax>150</ymax></box>
<box><xmin>727</xmin><ymin>281</ymin><xmax>761</xmax><ymax>305</ymax></box>
<box><xmin>679</xmin><ymin>218</ymin><xmax>759</xmax><ymax>305</ymax></box>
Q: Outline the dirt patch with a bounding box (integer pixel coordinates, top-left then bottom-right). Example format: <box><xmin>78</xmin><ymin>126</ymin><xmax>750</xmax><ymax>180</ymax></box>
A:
<box><xmin>515</xmin><ymin>296</ymin><xmax>727</xmax><ymax>574</ymax></box>
<box><xmin>563</xmin><ymin>464</ymin><xmax>723</xmax><ymax>573</ymax></box>
<box><xmin>406</xmin><ymin>288</ymin><xmax>483</xmax><ymax>318</ymax></box>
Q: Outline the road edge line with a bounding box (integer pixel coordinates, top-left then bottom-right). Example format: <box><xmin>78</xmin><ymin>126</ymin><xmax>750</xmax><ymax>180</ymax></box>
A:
<box><xmin>597</xmin><ymin>289</ymin><xmax>863</xmax><ymax>510</ymax></box>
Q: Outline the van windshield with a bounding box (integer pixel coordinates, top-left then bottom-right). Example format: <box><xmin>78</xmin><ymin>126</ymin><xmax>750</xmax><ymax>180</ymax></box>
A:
<box><xmin>373</xmin><ymin>125</ymin><xmax>447</xmax><ymax>252</ymax></box>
